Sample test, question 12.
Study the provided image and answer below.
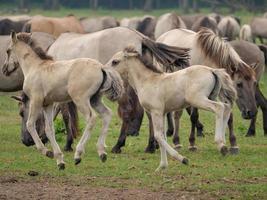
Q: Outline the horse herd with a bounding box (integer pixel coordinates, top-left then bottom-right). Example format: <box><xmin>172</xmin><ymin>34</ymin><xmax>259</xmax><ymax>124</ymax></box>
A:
<box><xmin>0</xmin><ymin>12</ymin><xmax>266</xmax><ymax>171</ymax></box>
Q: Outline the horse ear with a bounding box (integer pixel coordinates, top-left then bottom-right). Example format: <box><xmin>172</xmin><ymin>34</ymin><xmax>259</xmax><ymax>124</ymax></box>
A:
<box><xmin>11</xmin><ymin>95</ymin><xmax>22</xmax><ymax>102</ymax></box>
<box><xmin>11</xmin><ymin>31</ymin><xmax>17</xmax><ymax>43</ymax></box>
<box><xmin>251</xmin><ymin>62</ymin><xmax>260</xmax><ymax>71</ymax></box>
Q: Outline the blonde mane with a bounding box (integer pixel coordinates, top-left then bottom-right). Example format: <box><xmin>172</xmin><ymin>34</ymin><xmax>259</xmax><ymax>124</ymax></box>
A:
<box><xmin>196</xmin><ymin>28</ymin><xmax>254</xmax><ymax>79</ymax></box>
<box><xmin>17</xmin><ymin>32</ymin><xmax>53</xmax><ymax>60</ymax></box>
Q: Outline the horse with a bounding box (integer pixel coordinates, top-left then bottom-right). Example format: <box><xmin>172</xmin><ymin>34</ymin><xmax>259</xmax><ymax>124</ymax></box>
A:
<box><xmin>136</xmin><ymin>15</ymin><xmax>157</xmax><ymax>39</ymax></box>
<box><xmin>156</xmin><ymin>28</ymin><xmax>257</xmax><ymax>153</ymax></box>
<box><xmin>106</xmin><ymin>46</ymin><xmax>237</xmax><ymax>171</ymax></box>
<box><xmin>191</xmin><ymin>16</ymin><xmax>219</xmax><ymax>35</ymax></box>
<box><xmin>218</xmin><ymin>16</ymin><xmax>240</xmax><ymax>41</ymax></box>
<box><xmin>22</xmin><ymin>15</ymin><xmax>84</xmax><ymax>37</ymax></box>
<box><xmin>0</xmin><ymin>18</ymin><xmax>28</xmax><ymax>35</ymax></box>
<box><xmin>239</xmin><ymin>24</ymin><xmax>252</xmax><ymax>42</ymax></box>
<box><xmin>250</xmin><ymin>17</ymin><xmax>267</xmax><ymax>43</ymax></box>
<box><xmin>46</xmin><ymin>27</ymin><xmax>190</xmax><ymax>154</ymax></box>
<box><xmin>120</xmin><ymin>17</ymin><xmax>141</xmax><ymax>29</ymax></box>
<box><xmin>154</xmin><ymin>13</ymin><xmax>186</xmax><ymax>39</ymax></box>
<box><xmin>0</xmin><ymin>32</ymin><xmax>79</xmax><ymax>151</ymax></box>
<box><xmin>80</xmin><ymin>16</ymin><xmax>119</xmax><ymax>33</ymax></box>
<box><xmin>180</xmin><ymin>14</ymin><xmax>204</xmax><ymax>30</ymax></box>
<box><xmin>230</xmin><ymin>40</ymin><xmax>267</xmax><ymax>136</ymax></box>
<box><xmin>2</xmin><ymin>32</ymin><xmax>124</xmax><ymax>169</ymax></box>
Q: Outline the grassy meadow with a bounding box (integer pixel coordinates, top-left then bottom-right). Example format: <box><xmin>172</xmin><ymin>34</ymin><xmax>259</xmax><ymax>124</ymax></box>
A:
<box><xmin>0</xmin><ymin>7</ymin><xmax>267</xmax><ymax>199</ymax></box>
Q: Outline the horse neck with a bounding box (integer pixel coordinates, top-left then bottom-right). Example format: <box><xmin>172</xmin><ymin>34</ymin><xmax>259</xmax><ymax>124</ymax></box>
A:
<box><xmin>127</xmin><ymin>59</ymin><xmax>156</xmax><ymax>92</ymax></box>
<box><xmin>15</xmin><ymin>43</ymin><xmax>43</xmax><ymax>76</ymax></box>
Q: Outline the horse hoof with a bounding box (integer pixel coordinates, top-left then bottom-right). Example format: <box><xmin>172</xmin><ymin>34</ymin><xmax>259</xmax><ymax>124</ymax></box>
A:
<box><xmin>111</xmin><ymin>147</ymin><xmax>121</xmax><ymax>154</ymax></box>
<box><xmin>229</xmin><ymin>147</ymin><xmax>239</xmax><ymax>155</ymax></box>
<box><xmin>74</xmin><ymin>158</ymin><xmax>81</xmax><ymax>165</ymax></box>
<box><xmin>245</xmin><ymin>133</ymin><xmax>255</xmax><ymax>137</ymax></box>
<box><xmin>197</xmin><ymin>133</ymin><xmax>204</xmax><ymax>137</ymax></box>
<box><xmin>58</xmin><ymin>163</ymin><xmax>65</xmax><ymax>170</ymax></box>
<box><xmin>145</xmin><ymin>146</ymin><xmax>156</xmax><ymax>153</ymax></box>
<box><xmin>46</xmin><ymin>151</ymin><xmax>54</xmax><ymax>158</ymax></box>
<box><xmin>220</xmin><ymin>146</ymin><xmax>228</xmax><ymax>156</ymax></box>
<box><xmin>182</xmin><ymin>158</ymin><xmax>189</xmax><ymax>165</ymax></box>
<box><xmin>188</xmin><ymin>146</ymin><xmax>197</xmax><ymax>152</ymax></box>
<box><xmin>100</xmin><ymin>154</ymin><xmax>107</xmax><ymax>162</ymax></box>
<box><xmin>174</xmin><ymin>144</ymin><xmax>182</xmax><ymax>150</ymax></box>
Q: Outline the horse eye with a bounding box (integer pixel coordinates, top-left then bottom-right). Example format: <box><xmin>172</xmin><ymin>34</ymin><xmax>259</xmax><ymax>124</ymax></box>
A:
<box><xmin>6</xmin><ymin>49</ymin><xmax>10</xmax><ymax>54</ymax></box>
<box><xmin>112</xmin><ymin>60</ymin><xmax>120</xmax><ymax>66</ymax></box>
<box><xmin>19</xmin><ymin>110</ymin><xmax>24</xmax><ymax>117</ymax></box>
<box><xmin>237</xmin><ymin>83</ymin><xmax>243</xmax><ymax>88</ymax></box>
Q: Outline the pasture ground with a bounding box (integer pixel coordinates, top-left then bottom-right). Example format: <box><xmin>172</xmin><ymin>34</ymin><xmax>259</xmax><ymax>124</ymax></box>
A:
<box><xmin>0</xmin><ymin>8</ymin><xmax>267</xmax><ymax>200</ymax></box>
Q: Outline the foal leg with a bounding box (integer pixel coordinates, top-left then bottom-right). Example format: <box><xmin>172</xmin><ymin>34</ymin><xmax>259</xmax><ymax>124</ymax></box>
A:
<box><xmin>151</xmin><ymin>112</ymin><xmax>188</xmax><ymax>171</ymax></box>
<box><xmin>92</xmin><ymin>97</ymin><xmax>112</xmax><ymax>162</ymax></box>
<box><xmin>189</xmin><ymin>98</ymin><xmax>227</xmax><ymax>155</ymax></box>
<box><xmin>173</xmin><ymin>110</ymin><xmax>183</xmax><ymax>149</ymax></box>
<box><xmin>26</xmin><ymin>100</ymin><xmax>53</xmax><ymax>158</ymax></box>
<box><xmin>43</xmin><ymin>105</ymin><xmax>65</xmax><ymax>170</ymax></box>
<box><xmin>73</xmin><ymin>99</ymin><xmax>97</xmax><ymax>165</ymax></box>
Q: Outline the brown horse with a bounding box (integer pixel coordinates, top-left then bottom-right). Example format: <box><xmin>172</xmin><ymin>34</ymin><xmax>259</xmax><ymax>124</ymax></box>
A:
<box><xmin>23</xmin><ymin>15</ymin><xmax>84</xmax><ymax>37</ymax></box>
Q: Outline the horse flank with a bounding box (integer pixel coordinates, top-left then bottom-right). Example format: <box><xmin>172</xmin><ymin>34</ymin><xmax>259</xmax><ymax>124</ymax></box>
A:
<box><xmin>196</xmin><ymin>28</ymin><xmax>254</xmax><ymax>79</ymax></box>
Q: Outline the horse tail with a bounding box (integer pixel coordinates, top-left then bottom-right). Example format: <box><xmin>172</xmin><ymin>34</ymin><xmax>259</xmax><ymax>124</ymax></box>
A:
<box><xmin>22</xmin><ymin>22</ymin><xmax>31</xmax><ymax>33</ymax></box>
<box><xmin>67</xmin><ymin>101</ymin><xmax>79</xmax><ymax>138</ymax></box>
<box><xmin>210</xmin><ymin>69</ymin><xmax>237</xmax><ymax>106</ymax></box>
<box><xmin>99</xmin><ymin>67</ymin><xmax>124</xmax><ymax>101</ymax></box>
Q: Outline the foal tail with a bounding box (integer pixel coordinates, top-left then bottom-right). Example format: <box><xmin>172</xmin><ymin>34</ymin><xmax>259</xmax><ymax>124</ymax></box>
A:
<box><xmin>99</xmin><ymin>67</ymin><xmax>124</xmax><ymax>101</ymax></box>
<box><xmin>211</xmin><ymin>69</ymin><xmax>237</xmax><ymax>106</ymax></box>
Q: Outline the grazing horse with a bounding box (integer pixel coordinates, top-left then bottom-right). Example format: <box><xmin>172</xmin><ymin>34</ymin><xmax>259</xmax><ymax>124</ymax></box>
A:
<box><xmin>239</xmin><ymin>24</ymin><xmax>252</xmax><ymax>42</ymax></box>
<box><xmin>191</xmin><ymin>16</ymin><xmax>219</xmax><ymax>35</ymax></box>
<box><xmin>156</xmin><ymin>28</ymin><xmax>257</xmax><ymax>152</ymax></box>
<box><xmin>23</xmin><ymin>15</ymin><xmax>84</xmax><ymax>37</ymax></box>
<box><xmin>106</xmin><ymin>46</ymin><xmax>236</xmax><ymax>171</ymax></box>
<box><xmin>0</xmin><ymin>18</ymin><xmax>28</xmax><ymax>35</ymax></box>
<box><xmin>2</xmin><ymin>32</ymin><xmax>123</xmax><ymax>169</ymax></box>
<box><xmin>154</xmin><ymin>13</ymin><xmax>186</xmax><ymax>39</ymax></box>
<box><xmin>218</xmin><ymin>16</ymin><xmax>240</xmax><ymax>41</ymax></box>
<box><xmin>250</xmin><ymin>17</ymin><xmax>267</xmax><ymax>43</ymax></box>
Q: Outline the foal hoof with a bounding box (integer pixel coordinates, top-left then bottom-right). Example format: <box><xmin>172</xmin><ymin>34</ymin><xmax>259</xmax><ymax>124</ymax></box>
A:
<box><xmin>58</xmin><ymin>163</ymin><xmax>65</xmax><ymax>170</ymax></box>
<box><xmin>100</xmin><ymin>154</ymin><xmax>107</xmax><ymax>162</ymax></box>
<box><xmin>111</xmin><ymin>147</ymin><xmax>122</xmax><ymax>154</ymax></box>
<box><xmin>174</xmin><ymin>144</ymin><xmax>183</xmax><ymax>150</ymax></box>
<box><xmin>46</xmin><ymin>151</ymin><xmax>54</xmax><ymax>158</ymax></box>
<box><xmin>188</xmin><ymin>146</ymin><xmax>198</xmax><ymax>152</ymax></box>
<box><xmin>74</xmin><ymin>158</ymin><xmax>81</xmax><ymax>165</ymax></box>
<box><xmin>229</xmin><ymin>146</ymin><xmax>239</xmax><ymax>155</ymax></box>
<box><xmin>220</xmin><ymin>146</ymin><xmax>228</xmax><ymax>156</ymax></box>
<box><xmin>182</xmin><ymin>158</ymin><xmax>189</xmax><ymax>165</ymax></box>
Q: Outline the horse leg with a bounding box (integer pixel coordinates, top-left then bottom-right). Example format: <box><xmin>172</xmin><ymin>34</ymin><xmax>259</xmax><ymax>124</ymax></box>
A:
<box><xmin>226</xmin><ymin>113</ymin><xmax>239</xmax><ymax>154</ymax></box>
<box><xmin>189</xmin><ymin>98</ymin><xmax>227</xmax><ymax>155</ymax></box>
<box><xmin>73</xmin><ymin>98</ymin><xmax>97</xmax><ymax>165</ymax></box>
<box><xmin>43</xmin><ymin>104</ymin><xmax>65</xmax><ymax>169</ymax></box>
<box><xmin>60</xmin><ymin>104</ymin><xmax>74</xmax><ymax>152</ymax></box>
<box><xmin>173</xmin><ymin>110</ymin><xmax>183</xmax><ymax>149</ymax></box>
<box><xmin>166</xmin><ymin>112</ymin><xmax>174</xmax><ymax>137</ymax></box>
<box><xmin>127</xmin><ymin>102</ymin><xmax>144</xmax><ymax>136</ymax></box>
<box><xmin>92</xmin><ymin>96</ymin><xmax>112</xmax><ymax>162</ymax></box>
<box><xmin>26</xmin><ymin>99</ymin><xmax>53</xmax><ymax>158</ymax></box>
<box><xmin>255</xmin><ymin>85</ymin><xmax>267</xmax><ymax>136</ymax></box>
<box><xmin>187</xmin><ymin>107</ymin><xmax>198</xmax><ymax>151</ymax></box>
<box><xmin>186</xmin><ymin>107</ymin><xmax>204</xmax><ymax>137</ymax></box>
<box><xmin>151</xmin><ymin>112</ymin><xmax>188</xmax><ymax>171</ymax></box>
<box><xmin>145</xmin><ymin>111</ymin><xmax>157</xmax><ymax>153</ymax></box>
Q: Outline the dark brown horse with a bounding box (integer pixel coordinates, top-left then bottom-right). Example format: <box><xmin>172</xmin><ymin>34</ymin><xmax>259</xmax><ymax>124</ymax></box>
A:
<box><xmin>0</xmin><ymin>18</ymin><xmax>28</xmax><ymax>35</ymax></box>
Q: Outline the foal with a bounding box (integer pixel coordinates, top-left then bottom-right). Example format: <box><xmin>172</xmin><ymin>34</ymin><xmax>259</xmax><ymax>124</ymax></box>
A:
<box><xmin>106</xmin><ymin>46</ymin><xmax>237</xmax><ymax>171</ymax></box>
<box><xmin>2</xmin><ymin>32</ymin><xmax>124</xmax><ymax>169</ymax></box>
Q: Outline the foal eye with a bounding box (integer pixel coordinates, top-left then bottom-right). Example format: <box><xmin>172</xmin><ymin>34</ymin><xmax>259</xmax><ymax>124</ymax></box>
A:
<box><xmin>6</xmin><ymin>49</ymin><xmax>10</xmax><ymax>54</ymax></box>
<box><xmin>112</xmin><ymin>60</ymin><xmax>120</xmax><ymax>66</ymax></box>
<box><xmin>237</xmin><ymin>83</ymin><xmax>243</xmax><ymax>88</ymax></box>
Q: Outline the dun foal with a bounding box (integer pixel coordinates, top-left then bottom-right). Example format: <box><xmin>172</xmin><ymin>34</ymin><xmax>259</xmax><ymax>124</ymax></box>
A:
<box><xmin>2</xmin><ymin>32</ymin><xmax>124</xmax><ymax>169</ymax></box>
<box><xmin>106</xmin><ymin>46</ymin><xmax>237</xmax><ymax>171</ymax></box>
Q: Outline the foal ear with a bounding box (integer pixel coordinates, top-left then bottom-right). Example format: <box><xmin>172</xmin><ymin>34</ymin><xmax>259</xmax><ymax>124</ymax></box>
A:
<box><xmin>11</xmin><ymin>95</ymin><xmax>22</xmax><ymax>102</ymax></box>
<box><xmin>11</xmin><ymin>31</ymin><xmax>17</xmax><ymax>43</ymax></box>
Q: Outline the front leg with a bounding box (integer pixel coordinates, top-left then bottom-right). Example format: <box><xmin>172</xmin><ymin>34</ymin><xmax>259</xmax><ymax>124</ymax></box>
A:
<box><xmin>145</xmin><ymin>112</ymin><xmax>157</xmax><ymax>153</ymax></box>
<box><xmin>227</xmin><ymin>113</ymin><xmax>239</xmax><ymax>154</ymax></box>
<box><xmin>166</xmin><ymin>112</ymin><xmax>174</xmax><ymax>137</ymax></box>
<box><xmin>255</xmin><ymin>85</ymin><xmax>267</xmax><ymax>136</ymax></box>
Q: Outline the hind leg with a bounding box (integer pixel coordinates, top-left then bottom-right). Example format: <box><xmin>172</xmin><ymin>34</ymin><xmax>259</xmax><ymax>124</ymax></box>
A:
<box><xmin>189</xmin><ymin>97</ymin><xmax>227</xmax><ymax>155</ymax></box>
<box><xmin>145</xmin><ymin>111</ymin><xmax>157</xmax><ymax>153</ymax></box>
<box><xmin>187</xmin><ymin>107</ymin><xmax>199</xmax><ymax>151</ymax></box>
<box><xmin>173</xmin><ymin>110</ymin><xmax>183</xmax><ymax>149</ymax></box>
<box><xmin>92</xmin><ymin>96</ymin><xmax>112</xmax><ymax>162</ymax></box>
<box><xmin>255</xmin><ymin>85</ymin><xmax>267</xmax><ymax>135</ymax></box>
<box><xmin>166</xmin><ymin>112</ymin><xmax>174</xmax><ymax>137</ymax></box>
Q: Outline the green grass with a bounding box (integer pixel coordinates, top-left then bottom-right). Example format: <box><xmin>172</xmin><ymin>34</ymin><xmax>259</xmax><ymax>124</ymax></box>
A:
<box><xmin>0</xmin><ymin>8</ymin><xmax>267</xmax><ymax>199</ymax></box>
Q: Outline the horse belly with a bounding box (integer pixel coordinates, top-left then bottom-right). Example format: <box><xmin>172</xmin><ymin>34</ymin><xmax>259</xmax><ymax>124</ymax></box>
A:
<box><xmin>44</xmin><ymin>87</ymin><xmax>71</xmax><ymax>105</ymax></box>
